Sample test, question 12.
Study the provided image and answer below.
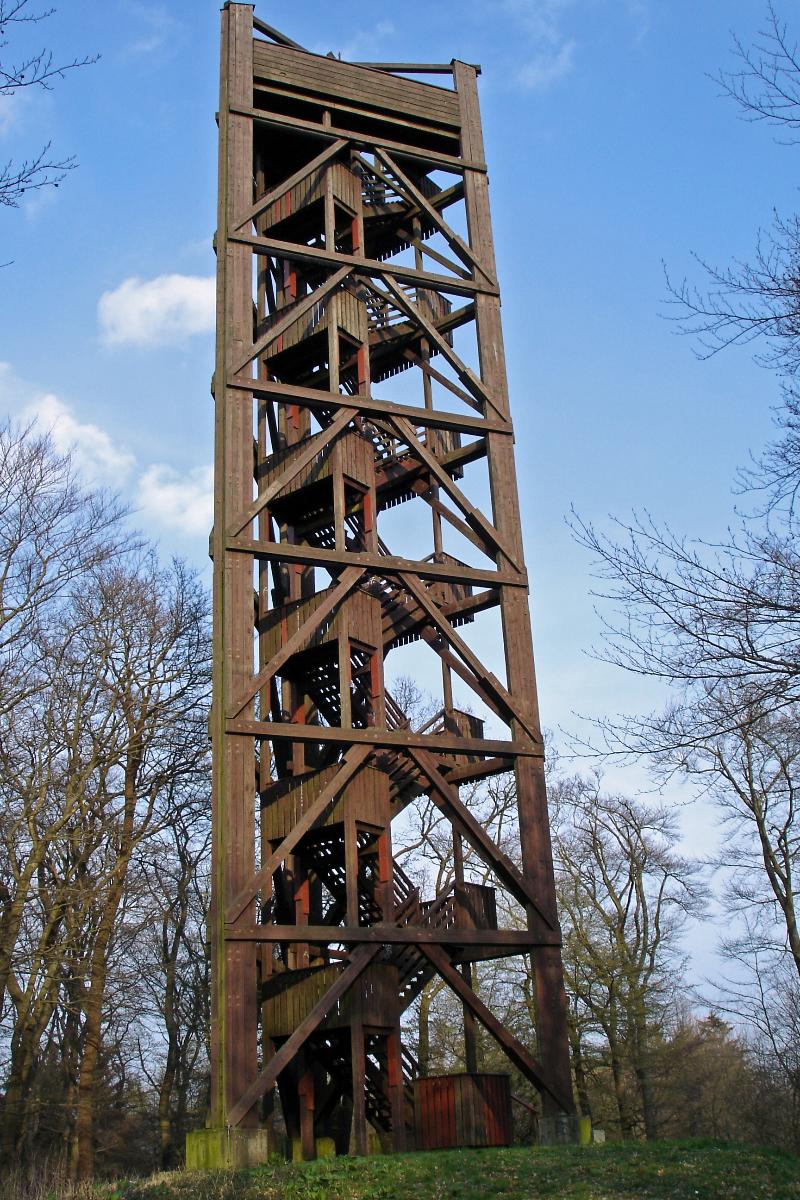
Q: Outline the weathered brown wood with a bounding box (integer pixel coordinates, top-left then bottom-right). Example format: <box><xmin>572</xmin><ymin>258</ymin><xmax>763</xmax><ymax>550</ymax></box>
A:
<box><xmin>229</xmin><ymin>231</ymin><xmax>499</xmax><ymax>297</ymax></box>
<box><xmin>417</xmin><ymin>943</ymin><xmax>572</xmax><ymax>1113</ymax></box>
<box><xmin>453</xmin><ymin>58</ymin><xmax>574</xmax><ymax>1117</ymax></box>
<box><xmin>252</xmin><ymin>42</ymin><xmax>462</xmax><ymax>128</ymax></box>
<box><xmin>228</xmin><ymin>567</ymin><xmax>366</xmax><ymax>717</ymax></box>
<box><xmin>212</xmin><ymin>2</ymin><xmax>260</xmax><ymax>1132</ymax></box>
<box><xmin>227</xmin><ymin>719</ymin><xmax>537</xmax><ymax>758</ymax></box>
<box><xmin>224</xmin><ymin>925</ymin><xmax>560</xmax><ymax>947</ymax></box>
<box><xmin>225</xmin><ymin>537</ymin><xmax>527</xmax><ymax>590</ymax></box>
<box><xmin>399</xmin><ymin>572</ymin><xmax>540</xmax><ymax>742</ymax></box>
<box><xmin>375</xmin><ymin>149</ymin><xmax>495</xmax><ymax>284</ymax></box>
<box><xmin>252</xmin><ymin>15</ymin><xmax>306</xmax><ymax>50</ymax></box>
<box><xmin>229</xmin><ymin>406</ymin><xmax>356</xmax><ymax>535</ymax></box>
<box><xmin>229</xmin><ymin>104</ymin><xmax>485</xmax><ymax>172</ymax></box>
<box><xmin>227</xmin><ymin>375</ymin><xmax>513</xmax><ymax>435</ymax></box>
<box><xmin>224</xmin><ymin>746</ymin><xmax>370</xmax><ymax>926</ymax></box>
<box><xmin>350</xmin><ymin>62</ymin><xmax>461</xmax><ymax>74</ymax></box>
<box><xmin>390</xmin><ymin>416</ymin><xmax>523</xmax><ymax>569</ymax></box>
<box><xmin>226</xmin><ymin>943</ymin><xmax>381</xmax><ymax>1127</ymax></box>
<box><xmin>409</xmin><ymin>749</ymin><xmax>555</xmax><ymax>928</ymax></box>
<box><xmin>233</xmin><ymin>264</ymin><xmax>352</xmax><ymax>375</ymax></box>
<box><xmin>235</xmin><ymin>138</ymin><xmax>349</xmax><ymax>231</ymax></box>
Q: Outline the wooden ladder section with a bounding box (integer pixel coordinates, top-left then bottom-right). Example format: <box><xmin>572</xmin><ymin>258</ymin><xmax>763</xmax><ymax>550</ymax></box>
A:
<box><xmin>211</xmin><ymin>3</ymin><xmax>575</xmax><ymax>1160</ymax></box>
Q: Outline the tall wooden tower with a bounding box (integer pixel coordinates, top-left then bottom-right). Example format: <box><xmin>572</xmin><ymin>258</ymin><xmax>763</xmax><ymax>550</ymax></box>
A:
<box><xmin>205</xmin><ymin>2</ymin><xmax>574</xmax><ymax>1163</ymax></box>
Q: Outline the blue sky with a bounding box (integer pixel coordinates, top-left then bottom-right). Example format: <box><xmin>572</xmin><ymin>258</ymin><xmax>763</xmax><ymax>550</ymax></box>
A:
<box><xmin>1</xmin><ymin>0</ymin><xmax>795</xmax><ymax>982</ymax></box>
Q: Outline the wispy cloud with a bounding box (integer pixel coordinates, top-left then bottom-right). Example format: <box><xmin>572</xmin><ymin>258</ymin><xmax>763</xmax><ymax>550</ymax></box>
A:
<box><xmin>517</xmin><ymin>39</ymin><xmax>576</xmax><ymax>89</ymax></box>
<box><xmin>98</xmin><ymin>274</ymin><xmax>215</xmax><ymax>347</ymax></box>
<box><xmin>316</xmin><ymin>19</ymin><xmax>396</xmax><ymax>63</ymax></box>
<box><xmin>137</xmin><ymin>463</ymin><xmax>213</xmax><ymax>538</ymax></box>
<box><xmin>121</xmin><ymin>2</ymin><xmax>180</xmax><ymax>58</ymax></box>
<box><xmin>503</xmin><ymin>0</ymin><xmax>578</xmax><ymax>91</ymax></box>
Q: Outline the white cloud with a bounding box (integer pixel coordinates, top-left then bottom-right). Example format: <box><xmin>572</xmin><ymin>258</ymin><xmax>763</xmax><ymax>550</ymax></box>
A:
<box><xmin>137</xmin><ymin>463</ymin><xmax>213</xmax><ymax>537</ymax></box>
<box><xmin>18</xmin><ymin>390</ymin><xmax>135</xmax><ymax>485</ymax></box>
<box><xmin>98</xmin><ymin>274</ymin><xmax>215</xmax><ymax>347</ymax></box>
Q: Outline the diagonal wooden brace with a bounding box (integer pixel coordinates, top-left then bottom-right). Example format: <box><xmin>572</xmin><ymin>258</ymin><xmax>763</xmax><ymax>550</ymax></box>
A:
<box><xmin>227</xmin><ymin>566</ymin><xmax>366</xmax><ymax>718</ymax></box>
<box><xmin>234</xmin><ymin>138</ymin><xmax>349</xmax><ymax>231</ymax></box>
<box><xmin>418</xmin><ymin>941</ymin><xmax>573</xmax><ymax>1114</ymax></box>
<box><xmin>224</xmin><ymin>745</ymin><xmax>370</xmax><ymax>925</ymax></box>
<box><xmin>233</xmin><ymin>264</ymin><xmax>351</xmax><ymax>375</ymax></box>
<box><xmin>228</xmin><ymin>405</ymin><xmax>355</xmax><ymax>537</ymax></box>
<box><xmin>400</xmin><ymin>571</ymin><xmax>540</xmax><ymax>743</ymax></box>
<box><xmin>226</xmin><ymin>942</ymin><xmax>380</xmax><ymax>1126</ymax></box>
<box><xmin>375</xmin><ymin>148</ymin><xmax>497</xmax><ymax>286</ymax></box>
<box><xmin>390</xmin><ymin>413</ymin><xmax>523</xmax><ymax>572</ymax></box>
<box><xmin>409</xmin><ymin>747</ymin><xmax>556</xmax><ymax>931</ymax></box>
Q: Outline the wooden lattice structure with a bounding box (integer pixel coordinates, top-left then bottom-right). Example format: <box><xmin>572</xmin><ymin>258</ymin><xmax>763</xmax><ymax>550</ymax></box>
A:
<box><xmin>209</xmin><ymin>3</ymin><xmax>574</xmax><ymax>1159</ymax></box>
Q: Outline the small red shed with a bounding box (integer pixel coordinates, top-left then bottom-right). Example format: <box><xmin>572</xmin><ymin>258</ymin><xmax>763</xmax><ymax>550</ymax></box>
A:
<box><xmin>414</xmin><ymin>1073</ymin><xmax>512</xmax><ymax>1150</ymax></box>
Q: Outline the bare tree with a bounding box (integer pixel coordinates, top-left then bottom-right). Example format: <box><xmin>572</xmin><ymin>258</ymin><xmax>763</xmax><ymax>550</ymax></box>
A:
<box><xmin>0</xmin><ymin>1</ymin><xmax>97</xmax><ymax>209</ymax></box>
<box><xmin>547</xmin><ymin>776</ymin><xmax>701</xmax><ymax>1139</ymax></box>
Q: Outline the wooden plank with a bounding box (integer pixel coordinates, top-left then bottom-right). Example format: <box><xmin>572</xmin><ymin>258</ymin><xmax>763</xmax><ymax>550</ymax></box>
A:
<box><xmin>350</xmin><ymin>63</ymin><xmax>459</xmax><ymax>75</ymax></box>
<box><xmin>226</xmin><ymin>719</ymin><xmax>537</xmax><ymax>758</ymax></box>
<box><xmin>454</xmin><ymin>58</ymin><xmax>574</xmax><ymax>1115</ymax></box>
<box><xmin>227</xmin><ymin>375</ymin><xmax>512</xmax><ymax>435</ymax></box>
<box><xmin>212</xmin><ymin>1</ymin><xmax>260</xmax><ymax>1131</ymax></box>
<box><xmin>224</xmin><ymin>925</ymin><xmax>561</xmax><ymax>946</ymax></box>
<box><xmin>229</xmin><ymin>105</ymin><xmax>485</xmax><ymax>174</ymax></box>
<box><xmin>227</xmin><ymin>943</ymin><xmax>381</xmax><ymax>1126</ymax></box>
<box><xmin>224</xmin><ymin>746</ymin><xmax>370</xmax><ymax>925</ymax></box>
<box><xmin>391</xmin><ymin>415</ymin><xmax>523</xmax><ymax>570</ymax></box>
<box><xmin>225</xmin><ymin>536</ymin><xmax>530</xmax><ymax>590</ymax></box>
<box><xmin>253</xmin><ymin>41</ymin><xmax>462</xmax><ymax>127</ymax></box>
<box><xmin>400</xmin><ymin>572</ymin><xmax>540</xmax><ymax>742</ymax></box>
<box><xmin>374</xmin><ymin>274</ymin><xmax>502</xmax><ymax>418</ymax></box>
<box><xmin>229</xmin><ymin>231</ymin><xmax>499</xmax><ymax>297</ymax></box>
<box><xmin>252</xmin><ymin>15</ymin><xmax>306</xmax><ymax>50</ymax></box>
<box><xmin>375</xmin><ymin>149</ymin><xmax>495</xmax><ymax>284</ymax></box>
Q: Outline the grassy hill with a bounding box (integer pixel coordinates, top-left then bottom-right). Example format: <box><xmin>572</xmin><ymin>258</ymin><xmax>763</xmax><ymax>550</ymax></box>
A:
<box><xmin>111</xmin><ymin>1139</ymin><xmax>800</xmax><ymax>1200</ymax></box>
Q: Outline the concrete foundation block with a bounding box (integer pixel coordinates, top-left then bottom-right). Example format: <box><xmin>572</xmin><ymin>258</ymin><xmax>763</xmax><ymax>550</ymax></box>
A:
<box><xmin>185</xmin><ymin>1127</ymin><xmax>271</xmax><ymax>1170</ymax></box>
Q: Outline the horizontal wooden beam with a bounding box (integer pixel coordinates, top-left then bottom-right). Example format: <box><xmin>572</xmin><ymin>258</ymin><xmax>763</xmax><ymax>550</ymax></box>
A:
<box><xmin>226</xmin><ymin>719</ymin><xmax>539</xmax><ymax>758</ymax></box>
<box><xmin>224</xmin><ymin>537</ymin><xmax>527</xmax><ymax>590</ymax></box>
<box><xmin>229</xmin><ymin>232</ymin><xmax>499</xmax><ymax>298</ymax></box>
<box><xmin>227</xmin><ymin>374</ymin><xmax>513</xmax><ymax>436</ymax></box>
<box><xmin>224</xmin><ymin>924</ymin><xmax>561</xmax><ymax>947</ymax></box>
<box><xmin>350</xmin><ymin>62</ymin><xmax>462</xmax><ymax>74</ymax></box>
<box><xmin>228</xmin><ymin>104</ymin><xmax>485</xmax><ymax>173</ymax></box>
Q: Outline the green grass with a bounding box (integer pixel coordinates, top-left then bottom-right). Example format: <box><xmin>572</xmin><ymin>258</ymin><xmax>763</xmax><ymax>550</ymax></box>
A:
<box><xmin>107</xmin><ymin>1139</ymin><xmax>800</xmax><ymax>1200</ymax></box>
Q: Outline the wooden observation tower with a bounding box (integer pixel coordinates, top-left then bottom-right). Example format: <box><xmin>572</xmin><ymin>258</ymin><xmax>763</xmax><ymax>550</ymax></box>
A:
<box><xmin>203</xmin><ymin>2</ymin><xmax>574</xmax><ymax>1164</ymax></box>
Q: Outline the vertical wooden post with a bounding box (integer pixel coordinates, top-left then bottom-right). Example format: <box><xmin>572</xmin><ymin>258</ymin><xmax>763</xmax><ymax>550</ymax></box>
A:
<box><xmin>211</xmin><ymin>1</ymin><xmax>257</xmax><ymax>1129</ymax></box>
<box><xmin>453</xmin><ymin>831</ymin><xmax>479</xmax><ymax>1074</ymax></box>
<box><xmin>453</xmin><ymin>59</ymin><xmax>574</xmax><ymax>1117</ymax></box>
